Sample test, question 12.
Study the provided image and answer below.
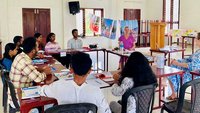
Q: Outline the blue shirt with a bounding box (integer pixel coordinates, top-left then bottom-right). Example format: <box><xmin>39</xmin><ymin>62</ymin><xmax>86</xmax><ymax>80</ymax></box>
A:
<box><xmin>67</xmin><ymin>38</ymin><xmax>83</xmax><ymax>49</ymax></box>
<box><xmin>2</xmin><ymin>58</ymin><xmax>12</xmax><ymax>71</ymax></box>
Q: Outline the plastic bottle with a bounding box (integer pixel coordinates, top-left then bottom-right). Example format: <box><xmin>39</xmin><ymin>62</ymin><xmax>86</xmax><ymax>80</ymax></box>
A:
<box><xmin>119</xmin><ymin>41</ymin><xmax>124</xmax><ymax>54</ymax></box>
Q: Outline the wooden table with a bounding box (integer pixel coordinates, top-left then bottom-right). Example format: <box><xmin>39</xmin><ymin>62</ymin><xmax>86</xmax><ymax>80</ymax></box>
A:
<box><xmin>20</xmin><ymin>96</ymin><xmax>57</xmax><ymax>113</ymax></box>
<box><xmin>182</xmin><ymin>36</ymin><xmax>195</xmax><ymax>56</ymax></box>
<box><xmin>150</xmin><ymin>48</ymin><xmax>185</xmax><ymax>65</ymax></box>
<box><xmin>169</xmin><ymin>35</ymin><xmax>195</xmax><ymax>56</ymax></box>
<box><xmin>151</xmin><ymin>65</ymin><xmax>184</xmax><ymax>109</ymax></box>
<box><xmin>190</xmin><ymin>70</ymin><xmax>200</xmax><ymax>80</ymax></box>
<box><xmin>47</xmin><ymin>48</ymin><xmax>106</xmax><ymax>73</ymax></box>
<box><xmin>106</xmin><ymin>49</ymin><xmax>154</xmax><ymax>71</ymax></box>
<box><xmin>17</xmin><ymin>56</ymin><xmax>58</xmax><ymax>113</ymax></box>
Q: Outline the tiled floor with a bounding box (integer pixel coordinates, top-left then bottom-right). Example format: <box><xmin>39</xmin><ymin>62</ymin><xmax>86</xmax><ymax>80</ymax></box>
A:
<box><xmin>0</xmin><ymin>44</ymin><xmax>194</xmax><ymax>113</ymax></box>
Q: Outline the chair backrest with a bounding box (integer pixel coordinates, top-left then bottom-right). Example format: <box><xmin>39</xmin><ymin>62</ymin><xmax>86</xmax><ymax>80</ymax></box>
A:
<box><xmin>121</xmin><ymin>83</ymin><xmax>157</xmax><ymax>113</ymax></box>
<box><xmin>0</xmin><ymin>64</ymin><xmax>20</xmax><ymax>111</ymax></box>
<box><xmin>45</xmin><ymin>103</ymin><xmax>98</xmax><ymax>113</ymax></box>
<box><xmin>0</xmin><ymin>63</ymin><xmax>8</xmax><ymax>113</ymax></box>
<box><xmin>176</xmin><ymin>78</ymin><xmax>200</xmax><ymax>113</ymax></box>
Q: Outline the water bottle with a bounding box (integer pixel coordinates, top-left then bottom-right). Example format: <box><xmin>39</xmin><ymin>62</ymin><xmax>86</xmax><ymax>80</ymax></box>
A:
<box><xmin>119</xmin><ymin>41</ymin><xmax>124</xmax><ymax>54</ymax></box>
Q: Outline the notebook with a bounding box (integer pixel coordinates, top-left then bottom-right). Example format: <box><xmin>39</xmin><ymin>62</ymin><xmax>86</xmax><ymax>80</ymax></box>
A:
<box><xmin>21</xmin><ymin>86</ymin><xmax>41</xmax><ymax>99</ymax></box>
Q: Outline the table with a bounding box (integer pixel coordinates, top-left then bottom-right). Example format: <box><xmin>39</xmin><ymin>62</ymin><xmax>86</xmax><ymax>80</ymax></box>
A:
<box><xmin>106</xmin><ymin>50</ymin><xmax>154</xmax><ymax>71</ymax></box>
<box><xmin>150</xmin><ymin>48</ymin><xmax>185</xmax><ymax>65</ymax></box>
<box><xmin>190</xmin><ymin>70</ymin><xmax>200</xmax><ymax>80</ymax></box>
<box><xmin>20</xmin><ymin>96</ymin><xmax>57</xmax><ymax>113</ymax></box>
<box><xmin>139</xmin><ymin>32</ymin><xmax>150</xmax><ymax>47</ymax></box>
<box><xmin>16</xmin><ymin>57</ymin><xmax>58</xmax><ymax>113</ymax></box>
<box><xmin>182</xmin><ymin>36</ymin><xmax>195</xmax><ymax>56</ymax></box>
<box><xmin>47</xmin><ymin>48</ymin><xmax>106</xmax><ymax>73</ymax></box>
<box><xmin>169</xmin><ymin>35</ymin><xmax>195</xmax><ymax>56</ymax></box>
<box><xmin>151</xmin><ymin>65</ymin><xmax>184</xmax><ymax>109</ymax></box>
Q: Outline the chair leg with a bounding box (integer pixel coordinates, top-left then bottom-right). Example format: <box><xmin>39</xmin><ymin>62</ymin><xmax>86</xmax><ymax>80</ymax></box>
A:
<box><xmin>160</xmin><ymin>106</ymin><xmax>165</xmax><ymax>113</ymax></box>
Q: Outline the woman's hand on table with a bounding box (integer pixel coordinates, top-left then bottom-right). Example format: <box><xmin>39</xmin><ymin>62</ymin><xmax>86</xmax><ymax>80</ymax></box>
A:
<box><xmin>171</xmin><ymin>59</ymin><xmax>178</xmax><ymax>66</ymax></box>
<box><xmin>113</xmin><ymin>72</ymin><xmax>121</xmax><ymax>84</ymax></box>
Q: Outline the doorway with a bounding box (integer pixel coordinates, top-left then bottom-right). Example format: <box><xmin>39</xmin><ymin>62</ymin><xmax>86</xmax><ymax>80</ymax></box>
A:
<box><xmin>23</xmin><ymin>8</ymin><xmax>51</xmax><ymax>44</ymax></box>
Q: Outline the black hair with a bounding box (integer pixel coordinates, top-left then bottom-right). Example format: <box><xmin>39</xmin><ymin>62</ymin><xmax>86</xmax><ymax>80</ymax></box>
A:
<box><xmin>3</xmin><ymin>43</ymin><xmax>16</xmax><ymax>60</ymax></box>
<box><xmin>34</xmin><ymin>33</ymin><xmax>42</xmax><ymax>39</ymax></box>
<box><xmin>119</xmin><ymin>52</ymin><xmax>157</xmax><ymax>87</ymax></box>
<box><xmin>13</xmin><ymin>36</ymin><xmax>22</xmax><ymax>44</ymax></box>
<box><xmin>46</xmin><ymin>33</ymin><xmax>55</xmax><ymax>43</ymax></box>
<box><xmin>197</xmin><ymin>32</ymin><xmax>200</xmax><ymax>40</ymax></box>
<box><xmin>72</xmin><ymin>29</ymin><xmax>78</xmax><ymax>35</ymax></box>
<box><xmin>71</xmin><ymin>52</ymin><xmax>92</xmax><ymax>76</ymax></box>
<box><xmin>22</xmin><ymin>37</ymin><xmax>37</xmax><ymax>54</ymax></box>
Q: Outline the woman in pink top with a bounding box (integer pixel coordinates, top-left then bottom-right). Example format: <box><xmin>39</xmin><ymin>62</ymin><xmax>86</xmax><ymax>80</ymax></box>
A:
<box><xmin>118</xmin><ymin>26</ymin><xmax>136</xmax><ymax>70</ymax></box>
<box><xmin>45</xmin><ymin>33</ymin><xmax>61</xmax><ymax>52</ymax></box>
<box><xmin>119</xmin><ymin>26</ymin><xmax>136</xmax><ymax>50</ymax></box>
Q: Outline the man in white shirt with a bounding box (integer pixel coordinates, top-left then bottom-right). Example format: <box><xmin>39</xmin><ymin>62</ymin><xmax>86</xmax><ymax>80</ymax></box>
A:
<box><xmin>40</xmin><ymin>52</ymin><xmax>111</xmax><ymax>113</ymax></box>
<box><xmin>67</xmin><ymin>29</ymin><xmax>83</xmax><ymax>49</ymax></box>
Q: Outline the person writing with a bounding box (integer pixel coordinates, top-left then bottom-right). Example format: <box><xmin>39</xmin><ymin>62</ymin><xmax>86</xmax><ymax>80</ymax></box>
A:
<box><xmin>9</xmin><ymin>37</ymin><xmax>52</xmax><ymax>111</ymax></box>
<box><xmin>40</xmin><ymin>52</ymin><xmax>111</xmax><ymax>113</ymax></box>
<box><xmin>67</xmin><ymin>29</ymin><xmax>83</xmax><ymax>49</ymax></box>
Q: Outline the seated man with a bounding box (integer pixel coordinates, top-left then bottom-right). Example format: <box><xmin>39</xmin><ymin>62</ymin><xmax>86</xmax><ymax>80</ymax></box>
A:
<box><xmin>10</xmin><ymin>37</ymin><xmax>52</xmax><ymax>88</ymax></box>
<box><xmin>40</xmin><ymin>52</ymin><xmax>111</xmax><ymax>113</ymax></box>
<box><xmin>67</xmin><ymin>29</ymin><xmax>83</xmax><ymax>49</ymax></box>
<box><xmin>9</xmin><ymin>37</ymin><xmax>53</xmax><ymax>112</ymax></box>
<box><xmin>13</xmin><ymin>36</ymin><xmax>23</xmax><ymax>55</ymax></box>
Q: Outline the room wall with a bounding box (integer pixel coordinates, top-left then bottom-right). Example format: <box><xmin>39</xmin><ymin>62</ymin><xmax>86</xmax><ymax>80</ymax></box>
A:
<box><xmin>180</xmin><ymin>0</ymin><xmax>200</xmax><ymax>31</ymax></box>
<box><xmin>146</xmin><ymin>0</ymin><xmax>163</xmax><ymax>20</ymax></box>
<box><xmin>0</xmin><ymin>0</ymin><xmax>64</xmax><ymax>49</ymax></box>
<box><xmin>0</xmin><ymin>0</ymin><xmax>147</xmax><ymax>50</ymax></box>
<box><xmin>64</xmin><ymin>0</ymin><xmax>147</xmax><ymax>49</ymax></box>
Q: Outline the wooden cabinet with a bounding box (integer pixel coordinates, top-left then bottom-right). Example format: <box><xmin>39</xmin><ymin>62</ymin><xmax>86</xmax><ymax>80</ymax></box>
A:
<box><xmin>23</xmin><ymin>8</ymin><xmax>50</xmax><ymax>44</ymax></box>
<box><xmin>150</xmin><ymin>22</ymin><xmax>166</xmax><ymax>49</ymax></box>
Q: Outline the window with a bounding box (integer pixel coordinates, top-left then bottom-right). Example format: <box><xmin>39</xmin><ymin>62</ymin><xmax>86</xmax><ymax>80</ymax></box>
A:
<box><xmin>163</xmin><ymin>0</ymin><xmax>180</xmax><ymax>32</ymax></box>
<box><xmin>76</xmin><ymin>8</ymin><xmax>104</xmax><ymax>36</ymax></box>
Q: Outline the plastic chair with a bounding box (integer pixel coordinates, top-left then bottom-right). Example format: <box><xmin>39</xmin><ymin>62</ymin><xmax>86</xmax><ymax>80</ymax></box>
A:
<box><xmin>45</xmin><ymin>103</ymin><xmax>97</xmax><ymax>113</ymax></box>
<box><xmin>0</xmin><ymin>63</ymin><xmax>11</xmax><ymax>113</ymax></box>
<box><xmin>121</xmin><ymin>83</ymin><xmax>157</xmax><ymax>113</ymax></box>
<box><xmin>3</xmin><ymin>68</ymin><xmax>20</xmax><ymax>113</ymax></box>
<box><xmin>161</xmin><ymin>78</ymin><xmax>200</xmax><ymax>113</ymax></box>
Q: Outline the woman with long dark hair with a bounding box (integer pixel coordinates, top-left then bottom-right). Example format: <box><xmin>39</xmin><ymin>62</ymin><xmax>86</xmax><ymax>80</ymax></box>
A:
<box><xmin>45</xmin><ymin>32</ymin><xmax>61</xmax><ymax>52</ymax></box>
<box><xmin>2</xmin><ymin>43</ymin><xmax>18</xmax><ymax>71</ymax></box>
<box><xmin>34</xmin><ymin>32</ymin><xmax>44</xmax><ymax>50</ymax></box>
<box><xmin>110</xmin><ymin>52</ymin><xmax>157</xmax><ymax>113</ymax></box>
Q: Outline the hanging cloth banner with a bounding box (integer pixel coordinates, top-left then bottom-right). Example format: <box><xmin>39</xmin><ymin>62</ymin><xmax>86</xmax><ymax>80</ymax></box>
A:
<box><xmin>89</xmin><ymin>14</ymin><xmax>100</xmax><ymax>33</ymax></box>
<box><xmin>101</xmin><ymin>18</ymin><xmax>117</xmax><ymax>39</ymax></box>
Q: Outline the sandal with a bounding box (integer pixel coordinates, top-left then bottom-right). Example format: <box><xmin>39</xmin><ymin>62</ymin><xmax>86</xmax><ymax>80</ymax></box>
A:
<box><xmin>166</xmin><ymin>96</ymin><xmax>177</xmax><ymax>100</ymax></box>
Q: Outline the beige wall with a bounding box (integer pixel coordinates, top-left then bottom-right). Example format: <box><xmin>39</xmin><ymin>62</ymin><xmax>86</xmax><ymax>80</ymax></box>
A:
<box><xmin>146</xmin><ymin>0</ymin><xmax>163</xmax><ymax>20</ymax></box>
<box><xmin>0</xmin><ymin>0</ymin><xmax>64</xmax><ymax>49</ymax></box>
<box><xmin>0</xmin><ymin>0</ymin><xmax>148</xmax><ymax>49</ymax></box>
<box><xmin>180</xmin><ymin>0</ymin><xmax>200</xmax><ymax>31</ymax></box>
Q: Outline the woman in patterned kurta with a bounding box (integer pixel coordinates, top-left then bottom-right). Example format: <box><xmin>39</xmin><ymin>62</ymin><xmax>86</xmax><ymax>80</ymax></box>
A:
<box><xmin>110</xmin><ymin>52</ymin><xmax>157</xmax><ymax>113</ymax></box>
<box><xmin>168</xmin><ymin>32</ymin><xmax>200</xmax><ymax>100</ymax></box>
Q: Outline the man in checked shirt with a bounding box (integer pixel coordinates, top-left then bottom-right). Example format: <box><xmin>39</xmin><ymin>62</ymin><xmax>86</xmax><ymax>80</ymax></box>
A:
<box><xmin>9</xmin><ymin>37</ymin><xmax>52</xmax><ymax>111</ymax></box>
